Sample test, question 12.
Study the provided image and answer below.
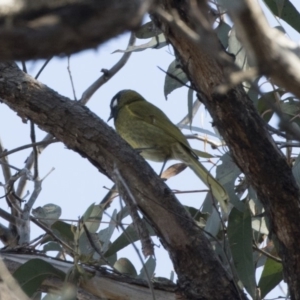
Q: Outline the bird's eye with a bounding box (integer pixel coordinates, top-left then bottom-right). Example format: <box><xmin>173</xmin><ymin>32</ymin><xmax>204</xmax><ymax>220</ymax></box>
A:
<box><xmin>111</xmin><ymin>98</ymin><xmax>118</xmax><ymax>108</ymax></box>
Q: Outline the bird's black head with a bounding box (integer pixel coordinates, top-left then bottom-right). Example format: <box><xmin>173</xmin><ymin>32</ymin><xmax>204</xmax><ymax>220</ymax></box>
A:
<box><xmin>108</xmin><ymin>90</ymin><xmax>144</xmax><ymax>122</ymax></box>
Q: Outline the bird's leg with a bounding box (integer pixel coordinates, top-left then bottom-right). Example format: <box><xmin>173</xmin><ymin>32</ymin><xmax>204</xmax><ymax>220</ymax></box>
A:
<box><xmin>159</xmin><ymin>158</ymin><xmax>168</xmax><ymax>178</ymax></box>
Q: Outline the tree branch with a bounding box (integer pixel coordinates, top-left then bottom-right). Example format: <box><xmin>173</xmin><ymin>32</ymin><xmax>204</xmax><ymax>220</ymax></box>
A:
<box><xmin>224</xmin><ymin>0</ymin><xmax>300</xmax><ymax>99</ymax></box>
<box><xmin>152</xmin><ymin>0</ymin><xmax>300</xmax><ymax>298</ymax></box>
<box><xmin>0</xmin><ymin>0</ymin><xmax>150</xmax><ymax>60</ymax></box>
<box><xmin>1</xmin><ymin>251</ymin><xmax>176</xmax><ymax>300</ymax></box>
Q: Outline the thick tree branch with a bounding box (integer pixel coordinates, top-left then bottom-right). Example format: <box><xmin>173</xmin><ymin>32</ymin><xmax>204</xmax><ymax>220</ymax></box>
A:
<box><xmin>0</xmin><ymin>0</ymin><xmax>150</xmax><ymax>60</ymax></box>
<box><xmin>1</xmin><ymin>251</ymin><xmax>176</xmax><ymax>300</ymax></box>
<box><xmin>225</xmin><ymin>0</ymin><xmax>300</xmax><ymax>99</ymax></box>
<box><xmin>0</xmin><ymin>62</ymin><xmax>244</xmax><ymax>299</ymax></box>
<box><xmin>152</xmin><ymin>0</ymin><xmax>300</xmax><ymax>298</ymax></box>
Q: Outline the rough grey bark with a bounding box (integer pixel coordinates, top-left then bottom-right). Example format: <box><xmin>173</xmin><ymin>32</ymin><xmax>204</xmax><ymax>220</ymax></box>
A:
<box><xmin>0</xmin><ymin>0</ymin><xmax>150</xmax><ymax>60</ymax></box>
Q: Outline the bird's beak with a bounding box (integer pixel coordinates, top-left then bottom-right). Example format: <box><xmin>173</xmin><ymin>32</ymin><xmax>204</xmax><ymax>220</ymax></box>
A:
<box><xmin>107</xmin><ymin>113</ymin><xmax>113</xmax><ymax>122</ymax></box>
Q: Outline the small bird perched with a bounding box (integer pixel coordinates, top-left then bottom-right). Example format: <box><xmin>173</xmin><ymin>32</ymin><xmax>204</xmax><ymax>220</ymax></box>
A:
<box><xmin>108</xmin><ymin>89</ymin><xmax>228</xmax><ymax>211</ymax></box>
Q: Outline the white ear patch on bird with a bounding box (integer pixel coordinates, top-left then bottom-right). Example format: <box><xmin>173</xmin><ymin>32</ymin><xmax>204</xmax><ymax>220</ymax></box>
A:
<box><xmin>112</xmin><ymin>98</ymin><xmax>118</xmax><ymax>108</ymax></box>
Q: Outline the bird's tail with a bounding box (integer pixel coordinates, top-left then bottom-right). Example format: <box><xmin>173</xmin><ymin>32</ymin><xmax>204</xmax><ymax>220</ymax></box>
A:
<box><xmin>175</xmin><ymin>144</ymin><xmax>229</xmax><ymax>212</ymax></box>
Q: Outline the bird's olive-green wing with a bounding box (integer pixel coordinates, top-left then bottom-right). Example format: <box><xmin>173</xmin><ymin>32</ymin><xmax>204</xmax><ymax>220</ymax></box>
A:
<box><xmin>124</xmin><ymin>98</ymin><xmax>229</xmax><ymax>211</ymax></box>
<box><xmin>126</xmin><ymin>100</ymin><xmax>191</xmax><ymax>148</ymax></box>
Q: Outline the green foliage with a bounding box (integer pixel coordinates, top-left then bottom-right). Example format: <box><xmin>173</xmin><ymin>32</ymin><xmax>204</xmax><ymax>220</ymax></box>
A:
<box><xmin>164</xmin><ymin>59</ymin><xmax>189</xmax><ymax>98</ymax></box>
<box><xmin>104</xmin><ymin>222</ymin><xmax>156</xmax><ymax>258</ymax></box>
<box><xmin>114</xmin><ymin>257</ymin><xmax>138</xmax><ymax>276</ymax></box>
<box><xmin>13</xmin><ymin>259</ymin><xmax>65</xmax><ymax>297</ymax></box>
<box><xmin>135</xmin><ymin>21</ymin><xmax>162</xmax><ymax>39</ymax></box>
<box><xmin>228</xmin><ymin>206</ymin><xmax>256</xmax><ymax>298</ymax></box>
<box><xmin>263</xmin><ymin>0</ymin><xmax>300</xmax><ymax>33</ymax></box>
<box><xmin>138</xmin><ymin>256</ymin><xmax>156</xmax><ymax>280</ymax></box>
<box><xmin>215</xmin><ymin>21</ymin><xmax>231</xmax><ymax>49</ymax></box>
<box><xmin>258</xmin><ymin>257</ymin><xmax>283</xmax><ymax>297</ymax></box>
<box><xmin>114</xmin><ymin>34</ymin><xmax>167</xmax><ymax>53</ymax></box>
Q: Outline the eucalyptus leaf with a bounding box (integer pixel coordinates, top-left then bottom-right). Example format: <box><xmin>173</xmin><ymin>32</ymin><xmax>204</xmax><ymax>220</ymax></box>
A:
<box><xmin>135</xmin><ymin>21</ymin><xmax>162</xmax><ymax>39</ymax></box>
<box><xmin>215</xmin><ymin>21</ymin><xmax>231</xmax><ymax>49</ymax></box>
<box><xmin>263</xmin><ymin>0</ymin><xmax>300</xmax><ymax>33</ymax></box>
<box><xmin>42</xmin><ymin>241</ymin><xmax>62</xmax><ymax>253</ymax></box>
<box><xmin>258</xmin><ymin>257</ymin><xmax>283</xmax><ymax>297</ymax></box>
<box><xmin>187</xmin><ymin>88</ymin><xmax>194</xmax><ymax>126</ymax></box>
<box><xmin>98</xmin><ymin>209</ymin><xmax>117</xmax><ymax>253</ymax></box>
<box><xmin>51</xmin><ymin>221</ymin><xmax>74</xmax><ymax>246</ymax></box>
<box><xmin>216</xmin><ymin>152</ymin><xmax>244</xmax><ymax>211</ymax></box>
<box><xmin>82</xmin><ymin>203</ymin><xmax>104</xmax><ymax>233</ymax></box>
<box><xmin>204</xmin><ymin>207</ymin><xmax>221</xmax><ymax>237</ymax></box>
<box><xmin>252</xmin><ymin>216</ymin><xmax>269</xmax><ymax>235</ymax></box>
<box><xmin>113</xmin><ymin>34</ymin><xmax>167</xmax><ymax>53</ymax></box>
<box><xmin>247</xmin><ymin>78</ymin><xmax>260</xmax><ymax>107</ymax></box>
<box><xmin>202</xmin><ymin>192</ymin><xmax>213</xmax><ymax>213</ymax></box>
<box><xmin>164</xmin><ymin>59</ymin><xmax>189</xmax><ymax>98</ymax></box>
<box><xmin>178</xmin><ymin>124</ymin><xmax>220</xmax><ymax>138</ymax></box>
<box><xmin>32</xmin><ymin>203</ymin><xmax>61</xmax><ymax>227</ymax></box>
<box><xmin>114</xmin><ymin>258</ymin><xmax>137</xmax><ymax>276</ymax></box>
<box><xmin>161</xmin><ymin>163</ymin><xmax>187</xmax><ymax>180</ymax></box>
<box><xmin>170</xmin><ymin>271</ymin><xmax>175</xmax><ymax>282</ymax></box>
<box><xmin>138</xmin><ymin>256</ymin><xmax>156</xmax><ymax>280</ymax></box>
<box><xmin>228</xmin><ymin>27</ymin><xmax>256</xmax><ymax>92</ymax></box>
<box><xmin>280</xmin><ymin>100</ymin><xmax>300</xmax><ymax>117</ymax></box>
<box><xmin>228</xmin><ymin>27</ymin><xmax>253</xmax><ymax>70</ymax></box>
<box><xmin>104</xmin><ymin>222</ymin><xmax>156</xmax><ymax>257</ymax></box>
<box><xmin>192</xmin><ymin>149</ymin><xmax>215</xmax><ymax>159</ymax></box>
<box><xmin>257</xmin><ymin>91</ymin><xmax>278</xmax><ymax>122</ymax></box>
<box><xmin>78</xmin><ymin>231</ymin><xmax>99</xmax><ymax>258</ymax></box>
<box><xmin>185</xmin><ymin>205</ymin><xmax>209</xmax><ymax>228</ymax></box>
<box><xmin>42</xmin><ymin>294</ymin><xmax>59</xmax><ymax>300</ymax></box>
<box><xmin>228</xmin><ymin>206</ymin><xmax>256</xmax><ymax>298</ymax></box>
<box><xmin>13</xmin><ymin>259</ymin><xmax>65</xmax><ymax>297</ymax></box>
<box><xmin>248</xmin><ymin>185</ymin><xmax>263</xmax><ymax>213</ymax></box>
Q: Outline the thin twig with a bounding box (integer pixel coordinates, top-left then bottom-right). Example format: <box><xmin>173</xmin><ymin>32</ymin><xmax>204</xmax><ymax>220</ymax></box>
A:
<box><xmin>80</xmin><ymin>33</ymin><xmax>136</xmax><ymax>104</ymax></box>
<box><xmin>35</xmin><ymin>58</ymin><xmax>52</xmax><ymax>79</ymax></box>
<box><xmin>0</xmin><ymin>138</ymin><xmax>19</xmax><ymax>219</ymax></box>
<box><xmin>113</xmin><ymin>167</ymin><xmax>154</xmax><ymax>257</ymax></box>
<box><xmin>173</xmin><ymin>189</ymin><xmax>209</xmax><ymax>194</ymax></box>
<box><xmin>177</xmin><ymin>98</ymin><xmax>201</xmax><ymax>126</ymax></box>
<box><xmin>266</xmin><ymin>124</ymin><xmax>288</xmax><ymax>139</ymax></box>
<box><xmin>0</xmin><ymin>139</ymin><xmax>59</xmax><ymax>159</ymax></box>
<box><xmin>0</xmin><ymin>161</ymin><xmax>21</xmax><ymax>172</ymax></box>
<box><xmin>276</xmin><ymin>142</ymin><xmax>300</xmax><ymax>149</ymax></box>
<box><xmin>16</xmin><ymin>134</ymin><xmax>54</xmax><ymax>198</ymax></box>
<box><xmin>113</xmin><ymin>167</ymin><xmax>156</xmax><ymax>300</ymax></box>
<box><xmin>21</xmin><ymin>61</ymin><xmax>27</xmax><ymax>73</ymax></box>
<box><xmin>253</xmin><ymin>242</ymin><xmax>282</xmax><ymax>263</ymax></box>
<box><xmin>0</xmin><ymin>208</ymin><xmax>24</xmax><ymax>225</ymax></box>
<box><xmin>30</xmin><ymin>121</ymin><xmax>39</xmax><ymax>180</ymax></box>
<box><xmin>30</xmin><ymin>216</ymin><xmax>75</xmax><ymax>255</ymax></box>
<box><xmin>67</xmin><ymin>56</ymin><xmax>77</xmax><ymax>100</ymax></box>
<box><xmin>184</xmin><ymin>133</ymin><xmax>224</xmax><ymax>148</ymax></box>
<box><xmin>157</xmin><ymin>66</ymin><xmax>192</xmax><ymax>90</ymax></box>
<box><xmin>23</xmin><ymin>179</ymin><xmax>42</xmax><ymax>219</ymax></box>
<box><xmin>82</xmin><ymin>223</ymin><xmax>120</xmax><ymax>272</ymax></box>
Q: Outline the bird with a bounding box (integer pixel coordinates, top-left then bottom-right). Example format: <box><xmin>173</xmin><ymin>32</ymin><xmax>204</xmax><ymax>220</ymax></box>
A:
<box><xmin>108</xmin><ymin>89</ymin><xmax>228</xmax><ymax>211</ymax></box>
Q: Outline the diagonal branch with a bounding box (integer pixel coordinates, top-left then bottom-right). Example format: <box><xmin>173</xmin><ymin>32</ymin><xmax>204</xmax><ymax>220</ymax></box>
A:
<box><xmin>0</xmin><ymin>61</ymin><xmax>244</xmax><ymax>299</ymax></box>
<box><xmin>0</xmin><ymin>0</ymin><xmax>150</xmax><ymax>60</ymax></box>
